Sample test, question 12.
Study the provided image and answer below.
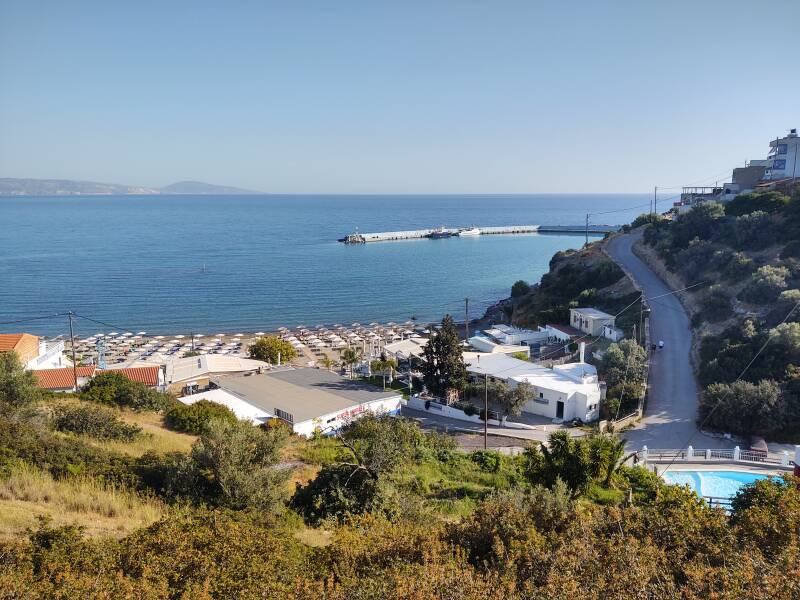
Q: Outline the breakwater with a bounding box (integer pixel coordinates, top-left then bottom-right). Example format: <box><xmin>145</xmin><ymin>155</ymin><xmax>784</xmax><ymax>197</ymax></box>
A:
<box><xmin>339</xmin><ymin>224</ymin><xmax>619</xmax><ymax>243</ymax></box>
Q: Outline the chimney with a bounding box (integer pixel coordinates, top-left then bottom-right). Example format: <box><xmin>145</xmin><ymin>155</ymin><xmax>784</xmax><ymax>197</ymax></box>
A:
<box><xmin>579</xmin><ymin>342</ymin><xmax>585</xmax><ymax>363</ymax></box>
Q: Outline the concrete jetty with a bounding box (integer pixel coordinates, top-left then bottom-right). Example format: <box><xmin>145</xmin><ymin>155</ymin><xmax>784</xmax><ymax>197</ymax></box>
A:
<box><xmin>339</xmin><ymin>224</ymin><xmax>619</xmax><ymax>244</ymax></box>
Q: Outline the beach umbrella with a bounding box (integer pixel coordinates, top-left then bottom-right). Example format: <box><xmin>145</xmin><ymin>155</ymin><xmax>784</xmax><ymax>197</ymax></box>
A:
<box><xmin>255</xmin><ymin>331</ymin><xmax>265</xmax><ymax>336</ymax></box>
<box><xmin>175</xmin><ymin>334</ymin><xmax>185</xmax><ymax>339</ymax></box>
<box><xmin>155</xmin><ymin>335</ymin><xmax>165</xmax><ymax>340</ymax></box>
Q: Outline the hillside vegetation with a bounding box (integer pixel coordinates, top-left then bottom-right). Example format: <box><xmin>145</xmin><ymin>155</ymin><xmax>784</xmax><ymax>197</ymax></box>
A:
<box><xmin>2</xmin><ymin>346</ymin><xmax>798</xmax><ymax>597</ymax></box>
<box><xmin>638</xmin><ymin>188</ymin><xmax>800</xmax><ymax>440</ymax></box>
<box><xmin>505</xmin><ymin>244</ymin><xmax>642</xmax><ymax>335</ymax></box>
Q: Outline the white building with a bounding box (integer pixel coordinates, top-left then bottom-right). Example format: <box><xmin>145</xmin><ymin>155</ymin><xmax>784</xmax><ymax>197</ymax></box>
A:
<box><xmin>603</xmin><ymin>324</ymin><xmax>625</xmax><ymax>342</ymax></box>
<box><xmin>0</xmin><ymin>333</ymin><xmax>67</xmax><ymax>370</ymax></box>
<box><xmin>677</xmin><ymin>128</ymin><xmax>799</xmax><ymax>212</ymax></box>
<box><xmin>570</xmin><ymin>308</ymin><xmax>615</xmax><ymax>336</ymax></box>
<box><xmin>483</xmin><ymin>324</ymin><xmax>548</xmax><ymax>346</ymax></box>
<box><xmin>764</xmin><ymin>128</ymin><xmax>800</xmax><ymax>182</ymax></box>
<box><xmin>383</xmin><ymin>336</ymin><xmax>429</xmax><ymax>361</ymax></box>
<box><xmin>183</xmin><ymin>367</ymin><xmax>403</xmax><ymax>437</ymax></box>
<box><xmin>164</xmin><ymin>354</ymin><xmax>270</xmax><ymax>394</ymax></box>
<box><xmin>468</xmin><ymin>335</ymin><xmax>530</xmax><ymax>357</ymax></box>
<box><xmin>464</xmin><ymin>351</ymin><xmax>601</xmax><ymax>423</ymax></box>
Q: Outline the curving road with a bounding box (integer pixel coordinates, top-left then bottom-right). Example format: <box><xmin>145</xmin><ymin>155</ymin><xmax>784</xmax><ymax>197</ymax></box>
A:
<box><xmin>605</xmin><ymin>231</ymin><xmax>732</xmax><ymax>450</ymax></box>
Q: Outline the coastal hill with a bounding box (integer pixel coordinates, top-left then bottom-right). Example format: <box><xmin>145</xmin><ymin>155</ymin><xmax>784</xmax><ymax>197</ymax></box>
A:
<box><xmin>0</xmin><ymin>178</ymin><xmax>262</xmax><ymax>196</ymax></box>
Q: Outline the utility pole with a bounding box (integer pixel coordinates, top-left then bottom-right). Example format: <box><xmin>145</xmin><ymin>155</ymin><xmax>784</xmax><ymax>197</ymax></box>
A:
<box><xmin>484</xmin><ymin>373</ymin><xmax>488</xmax><ymax>450</ymax></box>
<box><xmin>585</xmin><ymin>213</ymin><xmax>589</xmax><ymax>246</ymax></box>
<box><xmin>653</xmin><ymin>186</ymin><xmax>658</xmax><ymax>215</ymax></box>
<box><xmin>464</xmin><ymin>298</ymin><xmax>469</xmax><ymax>342</ymax></box>
<box><xmin>67</xmin><ymin>311</ymin><xmax>78</xmax><ymax>392</ymax></box>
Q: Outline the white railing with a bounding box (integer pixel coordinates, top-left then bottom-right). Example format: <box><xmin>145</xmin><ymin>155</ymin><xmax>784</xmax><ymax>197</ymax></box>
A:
<box><xmin>640</xmin><ymin>445</ymin><xmax>794</xmax><ymax>467</ymax></box>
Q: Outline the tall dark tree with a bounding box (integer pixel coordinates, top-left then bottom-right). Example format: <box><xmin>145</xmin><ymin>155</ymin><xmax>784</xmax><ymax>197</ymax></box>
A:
<box><xmin>421</xmin><ymin>314</ymin><xmax>467</xmax><ymax>400</ymax></box>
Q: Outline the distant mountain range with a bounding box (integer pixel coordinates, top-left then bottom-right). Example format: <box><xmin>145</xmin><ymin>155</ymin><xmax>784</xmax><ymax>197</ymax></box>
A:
<box><xmin>0</xmin><ymin>178</ymin><xmax>263</xmax><ymax>196</ymax></box>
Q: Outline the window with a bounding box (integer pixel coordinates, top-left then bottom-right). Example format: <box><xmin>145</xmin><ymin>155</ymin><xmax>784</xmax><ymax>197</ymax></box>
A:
<box><xmin>777</xmin><ymin>144</ymin><xmax>788</xmax><ymax>155</ymax></box>
<box><xmin>539</xmin><ymin>392</ymin><xmax>544</xmax><ymax>398</ymax></box>
<box><xmin>274</xmin><ymin>408</ymin><xmax>294</xmax><ymax>423</ymax></box>
<box><xmin>773</xmin><ymin>159</ymin><xmax>787</xmax><ymax>170</ymax></box>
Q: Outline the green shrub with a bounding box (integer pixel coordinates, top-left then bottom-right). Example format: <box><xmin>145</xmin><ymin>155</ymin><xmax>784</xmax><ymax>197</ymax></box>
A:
<box><xmin>470</xmin><ymin>450</ymin><xmax>502</xmax><ymax>473</ymax></box>
<box><xmin>52</xmin><ymin>404</ymin><xmax>141</xmax><ymax>441</ymax></box>
<box><xmin>0</xmin><ymin>412</ymin><xmax>140</xmax><ymax>486</ymax></box>
<box><xmin>164</xmin><ymin>400</ymin><xmax>237</xmax><ymax>435</ymax></box>
<box><xmin>81</xmin><ymin>372</ymin><xmax>173</xmax><ymax>412</ymax></box>
<box><xmin>739</xmin><ymin>265</ymin><xmax>790</xmax><ymax>303</ymax></box>
<box><xmin>781</xmin><ymin>240</ymin><xmax>800</xmax><ymax>259</ymax></box>
<box><xmin>725</xmin><ymin>191</ymin><xmax>789</xmax><ymax>217</ymax></box>
<box><xmin>698</xmin><ymin>286</ymin><xmax>733</xmax><ymax>323</ymax></box>
<box><xmin>511</xmin><ymin>280</ymin><xmax>531</xmax><ymax>297</ymax></box>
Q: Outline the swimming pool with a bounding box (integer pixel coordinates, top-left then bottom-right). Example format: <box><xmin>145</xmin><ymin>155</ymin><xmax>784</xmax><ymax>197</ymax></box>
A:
<box><xmin>662</xmin><ymin>470</ymin><xmax>770</xmax><ymax>499</ymax></box>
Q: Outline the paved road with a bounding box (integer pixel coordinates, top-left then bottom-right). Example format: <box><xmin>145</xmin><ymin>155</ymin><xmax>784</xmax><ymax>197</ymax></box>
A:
<box><xmin>605</xmin><ymin>231</ymin><xmax>733</xmax><ymax>451</ymax></box>
<box><xmin>403</xmin><ymin>406</ymin><xmax>556</xmax><ymax>443</ymax></box>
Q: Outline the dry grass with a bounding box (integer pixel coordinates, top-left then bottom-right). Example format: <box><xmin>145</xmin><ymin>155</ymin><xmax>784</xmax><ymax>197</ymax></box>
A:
<box><xmin>0</xmin><ymin>463</ymin><xmax>164</xmax><ymax>539</ymax></box>
<box><xmin>42</xmin><ymin>397</ymin><xmax>196</xmax><ymax>457</ymax></box>
<box><xmin>96</xmin><ymin>409</ymin><xmax>196</xmax><ymax>457</ymax></box>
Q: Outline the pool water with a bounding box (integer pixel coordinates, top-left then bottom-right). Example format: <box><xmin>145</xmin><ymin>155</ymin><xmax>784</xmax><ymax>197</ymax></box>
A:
<box><xmin>663</xmin><ymin>470</ymin><xmax>769</xmax><ymax>499</ymax></box>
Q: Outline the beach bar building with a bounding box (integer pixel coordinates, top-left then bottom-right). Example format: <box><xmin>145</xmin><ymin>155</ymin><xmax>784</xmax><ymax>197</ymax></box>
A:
<box><xmin>180</xmin><ymin>367</ymin><xmax>402</xmax><ymax>437</ymax></box>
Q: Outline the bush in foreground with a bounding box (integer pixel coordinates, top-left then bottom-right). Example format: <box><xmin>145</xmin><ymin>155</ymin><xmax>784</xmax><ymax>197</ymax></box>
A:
<box><xmin>164</xmin><ymin>399</ymin><xmax>237</xmax><ymax>435</ymax></box>
<box><xmin>52</xmin><ymin>403</ymin><xmax>141</xmax><ymax>441</ymax></box>
<box><xmin>81</xmin><ymin>372</ymin><xmax>173</xmax><ymax>412</ymax></box>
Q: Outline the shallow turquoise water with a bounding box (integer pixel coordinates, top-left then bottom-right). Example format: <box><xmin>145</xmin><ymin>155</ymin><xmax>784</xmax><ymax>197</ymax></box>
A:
<box><xmin>663</xmin><ymin>470</ymin><xmax>769</xmax><ymax>499</ymax></box>
<box><xmin>0</xmin><ymin>194</ymin><xmax>648</xmax><ymax>336</ymax></box>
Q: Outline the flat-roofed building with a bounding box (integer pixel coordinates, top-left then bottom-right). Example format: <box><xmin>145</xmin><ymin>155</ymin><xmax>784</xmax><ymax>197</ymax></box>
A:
<box><xmin>164</xmin><ymin>354</ymin><xmax>269</xmax><ymax>394</ymax></box>
<box><xmin>383</xmin><ymin>336</ymin><xmax>428</xmax><ymax>361</ymax></box>
<box><xmin>200</xmin><ymin>367</ymin><xmax>402</xmax><ymax>437</ymax></box>
<box><xmin>570</xmin><ymin>308</ymin><xmax>615</xmax><ymax>336</ymax></box>
<box><xmin>464</xmin><ymin>352</ymin><xmax>600</xmax><ymax>422</ymax></box>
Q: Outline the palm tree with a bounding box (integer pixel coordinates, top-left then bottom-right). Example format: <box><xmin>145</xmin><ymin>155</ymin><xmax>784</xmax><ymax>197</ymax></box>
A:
<box><xmin>370</xmin><ymin>357</ymin><xmax>397</xmax><ymax>390</ymax></box>
<box><xmin>320</xmin><ymin>355</ymin><xmax>334</xmax><ymax>371</ymax></box>
<box><xmin>340</xmin><ymin>346</ymin><xmax>362</xmax><ymax>379</ymax></box>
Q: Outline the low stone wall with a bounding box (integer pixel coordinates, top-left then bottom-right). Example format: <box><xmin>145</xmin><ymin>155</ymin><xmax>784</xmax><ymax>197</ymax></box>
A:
<box><xmin>406</xmin><ymin>396</ymin><xmax>544</xmax><ymax>430</ymax></box>
<box><xmin>406</xmin><ymin>396</ymin><xmax>502</xmax><ymax>426</ymax></box>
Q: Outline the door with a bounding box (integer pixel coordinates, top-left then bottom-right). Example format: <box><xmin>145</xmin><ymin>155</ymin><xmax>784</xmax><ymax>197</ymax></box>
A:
<box><xmin>556</xmin><ymin>401</ymin><xmax>564</xmax><ymax>419</ymax></box>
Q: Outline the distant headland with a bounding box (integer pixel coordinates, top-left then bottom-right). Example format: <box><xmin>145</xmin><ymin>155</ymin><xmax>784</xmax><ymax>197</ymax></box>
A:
<box><xmin>0</xmin><ymin>178</ymin><xmax>263</xmax><ymax>196</ymax></box>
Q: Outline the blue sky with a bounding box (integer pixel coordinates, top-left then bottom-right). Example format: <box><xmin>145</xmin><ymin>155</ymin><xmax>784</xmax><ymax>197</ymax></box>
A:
<box><xmin>1</xmin><ymin>0</ymin><xmax>798</xmax><ymax>194</ymax></box>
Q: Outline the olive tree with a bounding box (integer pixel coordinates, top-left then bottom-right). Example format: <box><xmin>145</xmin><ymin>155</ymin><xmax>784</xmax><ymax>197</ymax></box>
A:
<box><xmin>191</xmin><ymin>418</ymin><xmax>289</xmax><ymax>512</ymax></box>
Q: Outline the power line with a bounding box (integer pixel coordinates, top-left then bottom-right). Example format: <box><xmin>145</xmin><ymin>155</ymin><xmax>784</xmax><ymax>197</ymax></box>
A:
<box><xmin>0</xmin><ymin>312</ymin><xmax>68</xmax><ymax>326</ymax></box>
<box><xmin>657</xmin><ymin>298</ymin><xmax>800</xmax><ymax>474</ymax></box>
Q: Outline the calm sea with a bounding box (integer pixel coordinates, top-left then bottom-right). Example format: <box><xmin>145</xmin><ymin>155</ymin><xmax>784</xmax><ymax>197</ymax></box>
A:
<box><xmin>0</xmin><ymin>194</ymin><xmax>649</xmax><ymax>337</ymax></box>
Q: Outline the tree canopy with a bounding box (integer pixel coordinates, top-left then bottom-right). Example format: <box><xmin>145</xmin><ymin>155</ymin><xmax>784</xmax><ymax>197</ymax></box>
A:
<box><xmin>0</xmin><ymin>351</ymin><xmax>40</xmax><ymax>407</ymax></box>
<box><xmin>421</xmin><ymin>315</ymin><xmax>467</xmax><ymax>399</ymax></box>
<box><xmin>248</xmin><ymin>335</ymin><xmax>297</xmax><ymax>364</ymax></box>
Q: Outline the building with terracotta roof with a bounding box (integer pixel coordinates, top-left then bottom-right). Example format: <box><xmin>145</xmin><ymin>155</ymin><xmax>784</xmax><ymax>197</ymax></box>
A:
<box><xmin>33</xmin><ymin>366</ymin><xmax>97</xmax><ymax>392</ymax></box>
<box><xmin>104</xmin><ymin>365</ymin><xmax>165</xmax><ymax>390</ymax></box>
<box><xmin>0</xmin><ymin>333</ymin><xmax>40</xmax><ymax>365</ymax></box>
<box><xmin>0</xmin><ymin>333</ymin><xmax>67</xmax><ymax>370</ymax></box>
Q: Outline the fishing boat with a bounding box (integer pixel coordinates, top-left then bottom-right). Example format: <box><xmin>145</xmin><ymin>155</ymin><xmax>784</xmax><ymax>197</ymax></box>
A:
<box><xmin>426</xmin><ymin>226</ymin><xmax>453</xmax><ymax>239</ymax></box>
<box><xmin>457</xmin><ymin>226</ymin><xmax>481</xmax><ymax>236</ymax></box>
